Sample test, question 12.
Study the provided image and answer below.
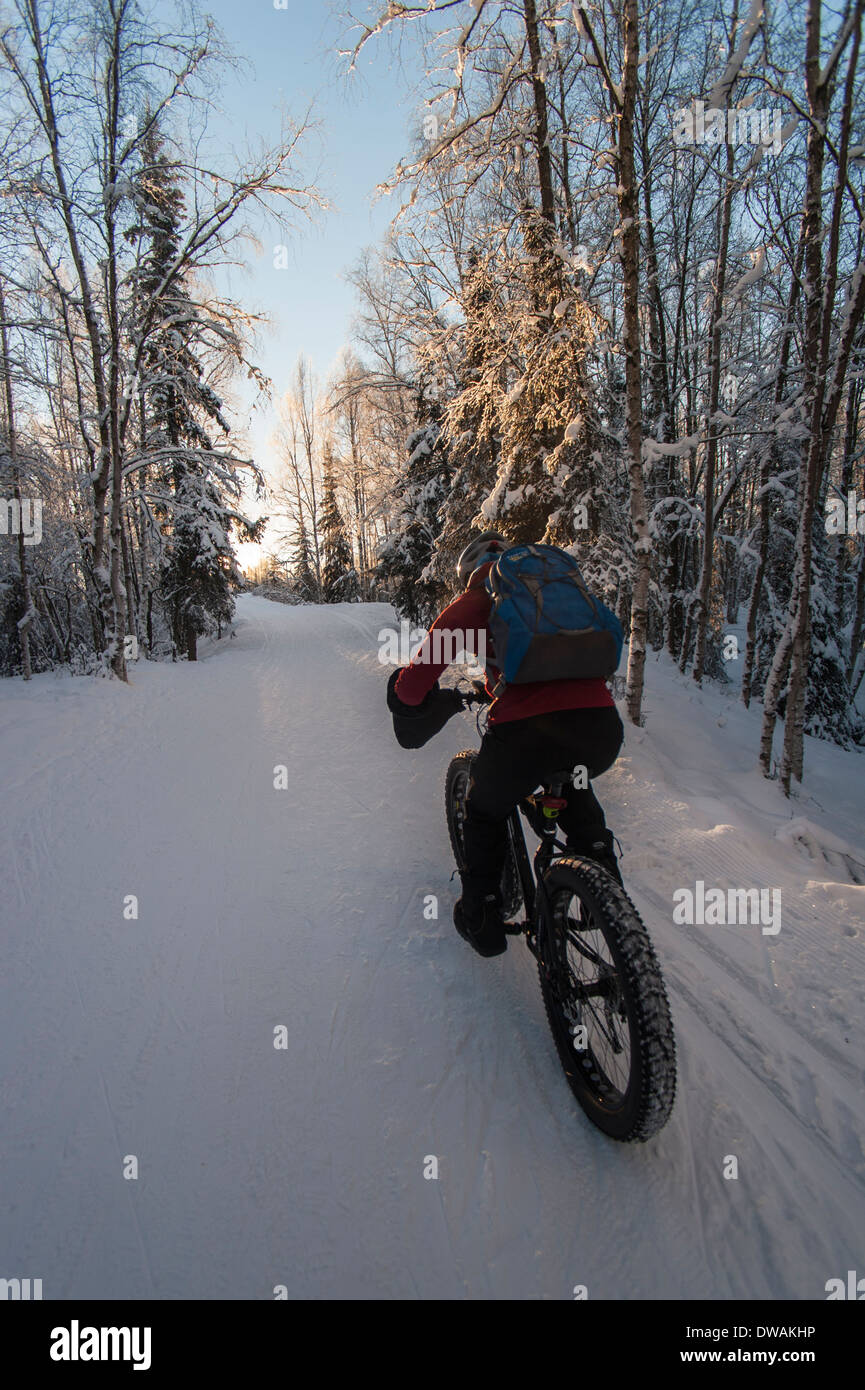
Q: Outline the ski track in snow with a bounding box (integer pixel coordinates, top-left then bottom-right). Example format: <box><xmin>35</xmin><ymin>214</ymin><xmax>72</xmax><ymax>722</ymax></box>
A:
<box><xmin>1</xmin><ymin>594</ymin><xmax>863</xmax><ymax>1299</ymax></box>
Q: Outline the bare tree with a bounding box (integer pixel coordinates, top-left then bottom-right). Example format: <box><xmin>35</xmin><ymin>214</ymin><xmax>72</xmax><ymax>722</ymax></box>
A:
<box><xmin>0</xmin><ymin>0</ymin><xmax>322</xmax><ymax>676</ymax></box>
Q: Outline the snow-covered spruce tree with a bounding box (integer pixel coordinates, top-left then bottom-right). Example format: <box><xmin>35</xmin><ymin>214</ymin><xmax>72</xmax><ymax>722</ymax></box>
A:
<box><xmin>803</xmin><ymin>492</ymin><xmax>863</xmax><ymax>744</ymax></box>
<box><xmin>376</xmin><ymin>391</ymin><xmax>452</xmax><ymax>625</ymax></box>
<box><xmin>126</xmin><ymin>122</ymin><xmax>262</xmax><ymax>660</ymax></box>
<box><xmin>758</xmin><ymin>471</ymin><xmax>863</xmax><ymax>752</ymax></box>
<box><xmin>481</xmin><ymin>208</ymin><xmax>613</xmax><ymax>563</ymax></box>
<box><xmin>160</xmin><ymin>470</ymin><xmax>250</xmax><ymax>657</ymax></box>
<box><xmin>321</xmin><ymin>453</ymin><xmax>358</xmax><ymax>603</ymax></box>
<box><xmin>289</xmin><ymin>516</ymin><xmax>319</xmax><ymax>602</ymax></box>
<box><xmin>433</xmin><ymin>248</ymin><xmax>505</xmax><ymax>588</ymax></box>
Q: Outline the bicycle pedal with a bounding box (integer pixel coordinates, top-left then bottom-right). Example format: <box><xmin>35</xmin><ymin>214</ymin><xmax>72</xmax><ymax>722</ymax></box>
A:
<box><xmin>504</xmin><ymin>920</ymin><xmax>526</xmax><ymax>936</ymax></box>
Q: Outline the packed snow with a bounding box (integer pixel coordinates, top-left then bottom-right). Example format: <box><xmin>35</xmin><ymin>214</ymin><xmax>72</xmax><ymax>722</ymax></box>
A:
<box><xmin>1</xmin><ymin>594</ymin><xmax>863</xmax><ymax>1299</ymax></box>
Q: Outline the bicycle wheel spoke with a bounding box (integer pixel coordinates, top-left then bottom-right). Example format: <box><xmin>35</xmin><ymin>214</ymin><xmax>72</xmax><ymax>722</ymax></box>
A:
<box><xmin>553</xmin><ymin>892</ymin><xmax>632</xmax><ymax>1098</ymax></box>
<box><xmin>564</xmin><ymin>927</ymin><xmax>608</xmax><ymax>970</ymax></box>
<box><xmin>579</xmin><ymin>993</ymin><xmax>628</xmax><ymax>1091</ymax></box>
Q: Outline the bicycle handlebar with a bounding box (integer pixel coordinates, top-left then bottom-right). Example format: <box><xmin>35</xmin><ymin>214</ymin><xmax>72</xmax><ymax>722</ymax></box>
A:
<box><xmin>458</xmin><ymin>686</ymin><xmax>492</xmax><ymax>708</ymax></box>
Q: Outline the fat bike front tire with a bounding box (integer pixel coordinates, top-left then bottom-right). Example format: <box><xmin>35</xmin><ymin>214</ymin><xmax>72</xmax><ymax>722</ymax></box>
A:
<box><xmin>537</xmin><ymin>856</ymin><xmax>676</xmax><ymax>1142</ymax></box>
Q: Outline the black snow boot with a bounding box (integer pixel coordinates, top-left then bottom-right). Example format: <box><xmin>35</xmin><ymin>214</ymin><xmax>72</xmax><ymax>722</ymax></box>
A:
<box><xmin>573</xmin><ymin>828</ymin><xmax>623</xmax><ymax>886</ymax></box>
<box><xmin>454</xmin><ymin>886</ymin><xmax>508</xmax><ymax>958</ymax></box>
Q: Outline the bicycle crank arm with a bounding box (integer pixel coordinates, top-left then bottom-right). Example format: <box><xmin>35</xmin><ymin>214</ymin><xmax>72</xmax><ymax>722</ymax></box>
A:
<box><xmin>506</xmin><ymin>919</ymin><xmax>541</xmax><ymax>958</ymax></box>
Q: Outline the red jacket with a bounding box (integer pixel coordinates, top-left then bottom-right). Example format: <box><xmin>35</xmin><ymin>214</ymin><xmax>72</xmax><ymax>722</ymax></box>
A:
<box><xmin>394</xmin><ymin>563</ymin><xmax>615</xmax><ymax>725</ymax></box>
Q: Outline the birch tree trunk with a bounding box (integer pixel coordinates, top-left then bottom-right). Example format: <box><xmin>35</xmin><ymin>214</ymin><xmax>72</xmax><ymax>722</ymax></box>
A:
<box><xmin>692</xmin><ymin>137</ymin><xmax>735</xmax><ymax>685</ymax></box>
<box><xmin>0</xmin><ymin>278</ymin><xmax>33</xmax><ymax>679</ymax></box>
<box><xmin>104</xmin><ymin>0</ymin><xmax>129</xmax><ymax>679</ymax></box>
<box><xmin>618</xmin><ymin>0</ymin><xmax>651</xmax><ymax>725</ymax></box>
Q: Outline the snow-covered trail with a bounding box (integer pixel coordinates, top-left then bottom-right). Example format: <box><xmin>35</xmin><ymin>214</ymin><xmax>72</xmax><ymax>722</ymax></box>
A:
<box><xmin>1</xmin><ymin>595</ymin><xmax>863</xmax><ymax>1299</ymax></box>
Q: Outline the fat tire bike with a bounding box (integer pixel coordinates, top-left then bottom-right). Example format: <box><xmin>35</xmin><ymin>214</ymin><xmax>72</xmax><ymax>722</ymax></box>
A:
<box><xmin>445</xmin><ymin>689</ymin><xmax>676</xmax><ymax>1142</ymax></box>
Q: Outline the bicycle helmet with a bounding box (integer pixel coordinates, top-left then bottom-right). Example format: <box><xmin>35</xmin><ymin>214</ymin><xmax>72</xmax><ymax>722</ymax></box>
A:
<box><xmin>456</xmin><ymin>532</ymin><xmax>508</xmax><ymax>588</ymax></box>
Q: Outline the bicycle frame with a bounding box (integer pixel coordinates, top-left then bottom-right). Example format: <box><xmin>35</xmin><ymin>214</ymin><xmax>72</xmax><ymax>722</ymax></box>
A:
<box><xmin>506</xmin><ymin>791</ymin><xmax>572</xmax><ymax>957</ymax></box>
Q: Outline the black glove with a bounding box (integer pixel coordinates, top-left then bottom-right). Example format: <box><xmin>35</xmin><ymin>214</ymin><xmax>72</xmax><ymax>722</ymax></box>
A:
<box><xmin>386</xmin><ymin>669</ymin><xmax>463</xmax><ymax>749</ymax></box>
<box><xmin>434</xmin><ymin>688</ymin><xmax>465</xmax><ymax>717</ymax></box>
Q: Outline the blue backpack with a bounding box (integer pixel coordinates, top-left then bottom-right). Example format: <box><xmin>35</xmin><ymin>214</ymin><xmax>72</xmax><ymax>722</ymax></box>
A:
<box><xmin>483</xmin><ymin>544</ymin><xmax>623</xmax><ymax>691</ymax></box>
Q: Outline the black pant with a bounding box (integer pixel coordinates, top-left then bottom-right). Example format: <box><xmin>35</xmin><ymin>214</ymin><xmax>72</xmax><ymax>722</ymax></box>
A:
<box><xmin>462</xmin><ymin>706</ymin><xmax>625</xmax><ymax>899</ymax></box>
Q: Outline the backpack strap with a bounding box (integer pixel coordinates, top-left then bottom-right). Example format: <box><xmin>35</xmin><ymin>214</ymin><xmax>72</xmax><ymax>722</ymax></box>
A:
<box><xmin>532</xmin><ymin>549</ymin><xmax>602</xmax><ymax>631</ymax></box>
<box><xmin>484</xmin><ymin>562</ymin><xmax>507</xmax><ymax>696</ymax></box>
<box><xmin>520</xmin><ymin>567</ymin><xmax>546</xmax><ymax>625</ymax></box>
<box><xmin>561</xmin><ymin>554</ymin><xmax>602</xmax><ymax>624</ymax></box>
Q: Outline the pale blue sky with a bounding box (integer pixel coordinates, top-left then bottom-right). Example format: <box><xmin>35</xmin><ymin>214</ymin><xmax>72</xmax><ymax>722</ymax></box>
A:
<box><xmin>182</xmin><ymin>0</ymin><xmax>426</xmax><ymax>496</ymax></box>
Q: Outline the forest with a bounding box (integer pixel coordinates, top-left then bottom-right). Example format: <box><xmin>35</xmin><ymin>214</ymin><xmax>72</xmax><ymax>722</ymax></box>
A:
<box><xmin>1</xmin><ymin>0</ymin><xmax>863</xmax><ymax>796</ymax></box>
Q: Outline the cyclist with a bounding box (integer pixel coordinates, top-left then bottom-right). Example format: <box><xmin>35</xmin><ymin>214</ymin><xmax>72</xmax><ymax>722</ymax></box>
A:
<box><xmin>386</xmin><ymin>532</ymin><xmax>625</xmax><ymax>958</ymax></box>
